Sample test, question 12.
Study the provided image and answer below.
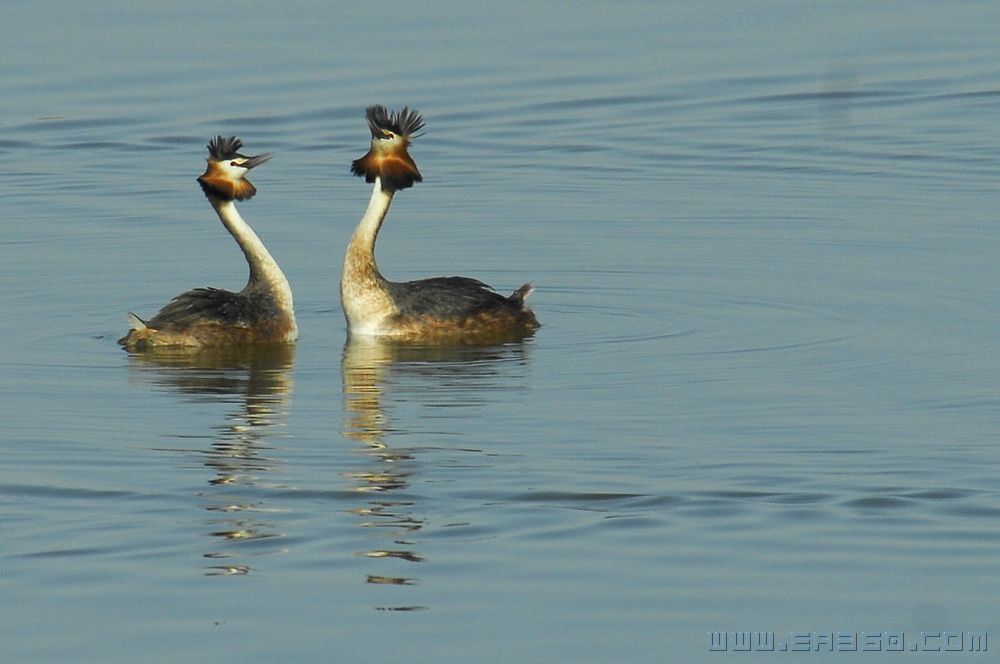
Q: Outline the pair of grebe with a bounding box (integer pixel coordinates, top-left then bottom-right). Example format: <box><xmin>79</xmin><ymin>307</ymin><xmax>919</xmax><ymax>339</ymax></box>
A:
<box><xmin>118</xmin><ymin>106</ymin><xmax>538</xmax><ymax>350</ymax></box>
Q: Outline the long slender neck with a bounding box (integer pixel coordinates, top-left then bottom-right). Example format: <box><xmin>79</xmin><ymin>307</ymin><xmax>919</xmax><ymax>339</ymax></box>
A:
<box><xmin>209</xmin><ymin>197</ymin><xmax>293</xmax><ymax>311</ymax></box>
<box><xmin>343</xmin><ymin>178</ymin><xmax>394</xmax><ymax>285</ymax></box>
<box><xmin>341</xmin><ymin>178</ymin><xmax>398</xmax><ymax>330</ymax></box>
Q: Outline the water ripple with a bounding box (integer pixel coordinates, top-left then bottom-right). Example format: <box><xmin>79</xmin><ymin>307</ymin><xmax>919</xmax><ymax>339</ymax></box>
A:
<box><xmin>0</xmin><ymin>483</ymin><xmax>135</xmax><ymax>500</ymax></box>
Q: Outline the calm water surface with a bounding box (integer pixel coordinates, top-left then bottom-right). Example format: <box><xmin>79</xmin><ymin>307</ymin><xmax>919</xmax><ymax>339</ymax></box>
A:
<box><xmin>2</xmin><ymin>1</ymin><xmax>999</xmax><ymax>661</ymax></box>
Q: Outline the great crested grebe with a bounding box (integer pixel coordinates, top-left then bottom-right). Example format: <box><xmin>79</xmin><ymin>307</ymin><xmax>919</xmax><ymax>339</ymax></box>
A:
<box><xmin>341</xmin><ymin>105</ymin><xmax>539</xmax><ymax>342</ymax></box>
<box><xmin>118</xmin><ymin>136</ymin><xmax>297</xmax><ymax>350</ymax></box>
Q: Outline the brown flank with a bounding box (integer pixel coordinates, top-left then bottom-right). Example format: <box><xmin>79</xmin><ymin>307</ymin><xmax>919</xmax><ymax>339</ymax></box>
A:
<box><xmin>119</xmin><ymin>316</ymin><xmax>296</xmax><ymax>351</ymax></box>
<box><xmin>385</xmin><ymin>308</ymin><xmax>539</xmax><ymax>344</ymax></box>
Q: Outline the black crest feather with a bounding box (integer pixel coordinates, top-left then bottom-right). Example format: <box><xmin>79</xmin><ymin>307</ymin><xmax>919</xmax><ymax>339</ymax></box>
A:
<box><xmin>365</xmin><ymin>105</ymin><xmax>425</xmax><ymax>138</ymax></box>
<box><xmin>206</xmin><ymin>136</ymin><xmax>244</xmax><ymax>160</ymax></box>
<box><xmin>352</xmin><ymin>105</ymin><xmax>424</xmax><ymax>191</ymax></box>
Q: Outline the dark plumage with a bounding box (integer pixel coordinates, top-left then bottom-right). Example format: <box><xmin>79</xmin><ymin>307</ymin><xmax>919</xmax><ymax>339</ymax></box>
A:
<box><xmin>350</xmin><ymin>105</ymin><xmax>424</xmax><ymax>192</ymax></box>
<box><xmin>387</xmin><ymin>278</ymin><xmax>530</xmax><ymax>320</ymax></box>
<box><xmin>142</xmin><ymin>288</ymin><xmax>283</xmax><ymax>330</ymax></box>
<box><xmin>119</xmin><ymin>288</ymin><xmax>294</xmax><ymax>349</ymax></box>
<box><xmin>206</xmin><ymin>135</ymin><xmax>246</xmax><ymax>161</ymax></box>
<box><xmin>364</xmin><ymin>105</ymin><xmax>425</xmax><ymax>138</ymax></box>
<box><xmin>380</xmin><ymin>278</ymin><xmax>538</xmax><ymax>342</ymax></box>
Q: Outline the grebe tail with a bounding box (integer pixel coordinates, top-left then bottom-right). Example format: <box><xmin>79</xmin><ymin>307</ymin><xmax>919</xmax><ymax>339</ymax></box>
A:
<box><xmin>119</xmin><ymin>136</ymin><xmax>297</xmax><ymax>350</ymax></box>
<box><xmin>340</xmin><ymin>105</ymin><xmax>539</xmax><ymax>343</ymax></box>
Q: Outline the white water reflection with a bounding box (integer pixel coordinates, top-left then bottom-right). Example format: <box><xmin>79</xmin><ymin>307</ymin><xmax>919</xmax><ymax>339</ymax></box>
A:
<box><xmin>341</xmin><ymin>336</ymin><xmax>531</xmax><ymax>609</ymax></box>
<box><xmin>126</xmin><ymin>345</ymin><xmax>296</xmax><ymax>575</ymax></box>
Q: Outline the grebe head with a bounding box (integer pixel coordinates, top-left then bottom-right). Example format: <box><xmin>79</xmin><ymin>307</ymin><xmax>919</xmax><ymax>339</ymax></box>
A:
<box><xmin>350</xmin><ymin>105</ymin><xmax>424</xmax><ymax>192</ymax></box>
<box><xmin>197</xmin><ymin>136</ymin><xmax>272</xmax><ymax>201</ymax></box>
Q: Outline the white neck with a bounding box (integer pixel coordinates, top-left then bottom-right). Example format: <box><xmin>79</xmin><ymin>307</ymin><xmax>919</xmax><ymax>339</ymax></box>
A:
<box><xmin>210</xmin><ymin>198</ymin><xmax>294</xmax><ymax>313</ymax></box>
<box><xmin>348</xmin><ymin>179</ymin><xmax>394</xmax><ymax>259</ymax></box>
<box><xmin>340</xmin><ymin>179</ymin><xmax>397</xmax><ymax>331</ymax></box>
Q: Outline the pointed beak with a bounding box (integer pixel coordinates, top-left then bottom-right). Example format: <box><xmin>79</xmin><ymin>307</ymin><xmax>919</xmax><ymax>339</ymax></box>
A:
<box><xmin>241</xmin><ymin>153</ymin><xmax>272</xmax><ymax>170</ymax></box>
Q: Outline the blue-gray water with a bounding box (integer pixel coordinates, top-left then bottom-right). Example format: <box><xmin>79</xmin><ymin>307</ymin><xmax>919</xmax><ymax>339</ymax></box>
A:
<box><xmin>2</xmin><ymin>1</ymin><xmax>999</xmax><ymax>661</ymax></box>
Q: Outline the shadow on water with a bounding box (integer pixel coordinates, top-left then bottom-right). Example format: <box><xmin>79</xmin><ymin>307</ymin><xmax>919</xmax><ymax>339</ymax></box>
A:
<box><xmin>340</xmin><ymin>336</ymin><xmax>531</xmax><ymax>611</ymax></box>
<box><xmin>125</xmin><ymin>344</ymin><xmax>296</xmax><ymax>576</ymax></box>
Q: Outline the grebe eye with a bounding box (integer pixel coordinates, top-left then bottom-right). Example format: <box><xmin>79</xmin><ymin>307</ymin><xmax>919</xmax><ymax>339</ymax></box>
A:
<box><xmin>230</xmin><ymin>160</ymin><xmax>239</xmax><ymax>166</ymax></box>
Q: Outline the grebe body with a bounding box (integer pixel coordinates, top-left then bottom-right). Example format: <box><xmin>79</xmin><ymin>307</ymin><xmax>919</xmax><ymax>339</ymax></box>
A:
<box><xmin>119</xmin><ymin>136</ymin><xmax>297</xmax><ymax>350</ymax></box>
<box><xmin>341</xmin><ymin>106</ymin><xmax>539</xmax><ymax>343</ymax></box>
